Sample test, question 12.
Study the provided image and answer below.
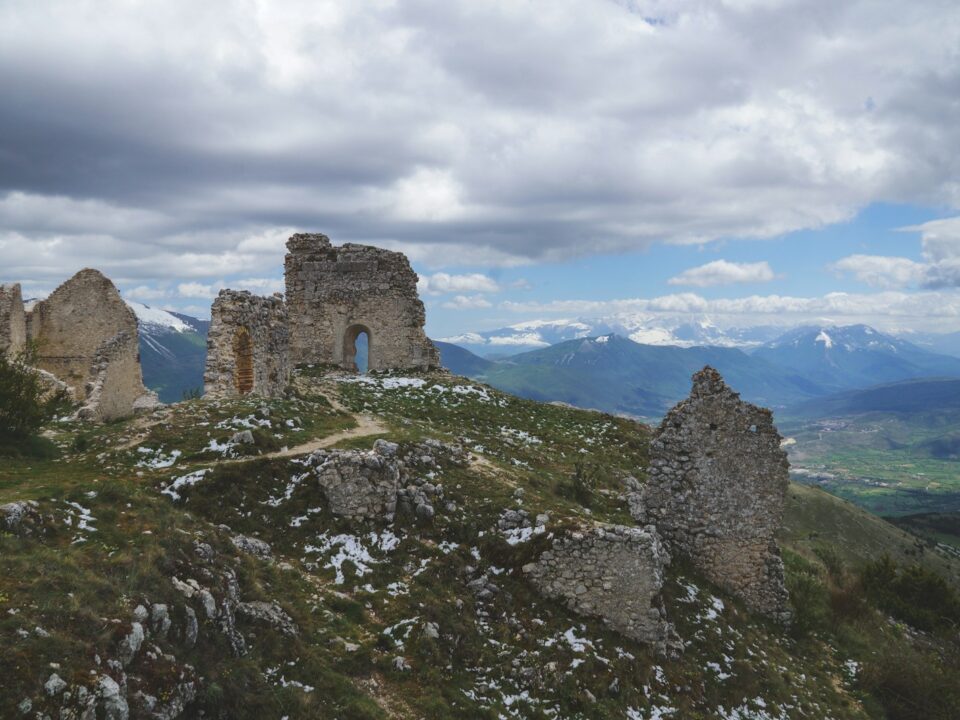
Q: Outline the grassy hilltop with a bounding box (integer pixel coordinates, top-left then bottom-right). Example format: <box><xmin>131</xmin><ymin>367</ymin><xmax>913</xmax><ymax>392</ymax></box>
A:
<box><xmin>1</xmin><ymin>370</ymin><xmax>959</xmax><ymax>719</ymax></box>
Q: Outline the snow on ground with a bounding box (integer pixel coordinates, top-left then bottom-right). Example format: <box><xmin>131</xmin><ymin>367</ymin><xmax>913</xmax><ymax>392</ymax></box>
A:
<box><xmin>304</xmin><ymin>530</ymin><xmax>401</xmax><ymax>584</ymax></box>
<box><xmin>161</xmin><ymin>469</ymin><xmax>211</xmax><ymax>501</ymax></box>
<box><xmin>63</xmin><ymin>500</ymin><xmax>97</xmax><ymax>543</ymax></box>
<box><xmin>136</xmin><ymin>447</ymin><xmax>182</xmax><ymax>469</ymax></box>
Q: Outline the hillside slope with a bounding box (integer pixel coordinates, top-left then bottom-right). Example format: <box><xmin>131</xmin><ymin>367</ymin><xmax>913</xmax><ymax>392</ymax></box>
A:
<box><xmin>478</xmin><ymin>334</ymin><xmax>822</xmax><ymax>417</ymax></box>
<box><xmin>2</xmin><ymin>370</ymin><xmax>958</xmax><ymax>718</ymax></box>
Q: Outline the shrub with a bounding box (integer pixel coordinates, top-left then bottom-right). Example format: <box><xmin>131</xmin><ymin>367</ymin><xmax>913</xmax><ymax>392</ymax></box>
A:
<box><xmin>0</xmin><ymin>347</ymin><xmax>70</xmax><ymax>449</ymax></box>
<box><xmin>861</xmin><ymin>555</ymin><xmax>960</xmax><ymax>633</ymax></box>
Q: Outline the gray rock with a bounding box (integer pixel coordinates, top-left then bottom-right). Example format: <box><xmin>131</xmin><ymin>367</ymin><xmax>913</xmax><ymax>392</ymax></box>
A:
<box><xmin>150</xmin><ymin>604</ymin><xmax>171</xmax><ymax>637</ymax></box>
<box><xmin>230</xmin><ymin>430</ymin><xmax>255</xmax><ymax>445</ymax></box>
<box><xmin>45</xmin><ymin>673</ymin><xmax>67</xmax><ymax>697</ymax></box>
<box><xmin>183</xmin><ymin>607</ymin><xmax>198</xmax><ymax>648</ymax></box>
<box><xmin>230</xmin><ymin>533</ymin><xmax>272</xmax><ymax>559</ymax></box>
<box><xmin>415</xmin><ymin>502</ymin><xmax>435</xmax><ymax>520</ymax></box>
<box><xmin>236</xmin><ymin>601</ymin><xmax>298</xmax><ymax>637</ymax></box>
<box><xmin>97</xmin><ymin>676</ymin><xmax>129</xmax><ymax>720</ymax></box>
<box><xmin>118</xmin><ymin>622</ymin><xmax>144</xmax><ymax>667</ymax></box>
<box><xmin>17</xmin><ymin>698</ymin><xmax>31</xmax><ymax>714</ymax></box>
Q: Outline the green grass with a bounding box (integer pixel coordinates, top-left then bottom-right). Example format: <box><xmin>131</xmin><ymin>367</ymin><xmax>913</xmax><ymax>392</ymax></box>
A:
<box><xmin>2</xmin><ymin>369</ymin><xmax>959</xmax><ymax>718</ymax></box>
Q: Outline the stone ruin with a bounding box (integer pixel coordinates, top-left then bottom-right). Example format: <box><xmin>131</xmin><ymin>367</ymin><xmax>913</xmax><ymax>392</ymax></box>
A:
<box><xmin>523</xmin><ymin>523</ymin><xmax>677</xmax><ymax>653</ymax></box>
<box><xmin>0</xmin><ymin>283</ymin><xmax>27</xmax><ymax>357</ymax></box>
<box><xmin>285</xmin><ymin>233</ymin><xmax>439</xmax><ymax>372</ymax></box>
<box><xmin>0</xmin><ymin>269</ymin><xmax>158</xmax><ymax>421</ymax></box>
<box><xmin>204</xmin><ymin>290</ymin><xmax>291</xmax><ymax>399</ymax></box>
<box><xmin>205</xmin><ymin>232</ymin><xmax>440</xmax><ymax>398</ymax></box>
<box><xmin>635</xmin><ymin>366</ymin><xmax>791</xmax><ymax>620</ymax></box>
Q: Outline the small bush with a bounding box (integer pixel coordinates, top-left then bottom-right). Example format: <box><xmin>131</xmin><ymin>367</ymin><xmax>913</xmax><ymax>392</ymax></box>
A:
<box><xmin>557</xmin><ymin>462</ymin><xmax>597</xmax><ymax>507</ymax></box>
<box><xmin>0</xmin><ymin>346</ymin><xmax>70</xmax><ymax>451</ymax></box>
<box><xmin>861</xmin><ymin>555</ymin><xmax>960</xmax><ymax>633</ymax></box>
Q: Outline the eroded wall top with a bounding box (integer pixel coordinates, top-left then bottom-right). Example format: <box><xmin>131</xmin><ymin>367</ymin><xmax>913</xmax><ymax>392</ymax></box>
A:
<box><xmin>637</xmin><ymin>366</ymin><xmax>791</xmax><ymax>620</ymax></box>
<box><xmin>284</xmin><ymin>233</ymin><xmax>439</xmax><ymax>371</ymax></box>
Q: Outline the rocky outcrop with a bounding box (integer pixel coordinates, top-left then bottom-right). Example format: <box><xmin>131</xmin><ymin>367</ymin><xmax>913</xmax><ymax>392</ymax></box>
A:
<box><xmin>24</xmin><ymin>269</ymin><xmax>155</xmax><ymax>421</ymax></box>
<box><xmin>636</xmin><ymin>367</ymin><xmax>791</xmax><ymax>621</ymax></box>
<box><xmin>523</xmin><ymin>523</ymin><xmax>677</xmax><ymax>653</ymax></box>
<box><xmin>309</xmin><ymin>443</ymin><xmax>401</xmax><ymax>520</ymax></box>
<box><xmin>0</xmin><ymin>282</ymin><xmax>27</xmax><ymax>357</ymax></box>
<box><xmin>203</xmin><ymin>289</ymin><xmax>290</xmax><ymax>399</ymax></box>
<box><xmin>284</xmin><ymin>233</ymin><xmax>440</xmax><ymax>371</ymax></box>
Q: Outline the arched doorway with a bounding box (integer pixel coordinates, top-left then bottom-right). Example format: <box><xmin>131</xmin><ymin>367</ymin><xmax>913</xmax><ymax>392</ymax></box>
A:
<box><xmin>343</xmin><ymin>324</ymin><xmax>371</xmax><ymax>373</ymax></box>
<box><xmin>233</xmin><ymin>328</ymin><xmax>254</xmax><ymax>394</ymax></box>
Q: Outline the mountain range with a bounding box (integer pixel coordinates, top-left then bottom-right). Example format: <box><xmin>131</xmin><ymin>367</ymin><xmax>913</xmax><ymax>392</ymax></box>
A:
<box><xmin>128</xmin><ymin>302</ymin><xmax>960</xmax><ymax>417</ymax></box>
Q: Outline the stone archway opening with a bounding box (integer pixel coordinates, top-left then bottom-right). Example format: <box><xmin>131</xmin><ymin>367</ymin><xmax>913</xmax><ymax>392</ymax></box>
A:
<box><xmin>233</xmin><ymin>328</ymin><xmax>254</xmax><ymax>394</ymax></box>
<box><xmin>344</xmin><ymin>324</ymin><xmax>371</xmax><ymax>373</ymax></box>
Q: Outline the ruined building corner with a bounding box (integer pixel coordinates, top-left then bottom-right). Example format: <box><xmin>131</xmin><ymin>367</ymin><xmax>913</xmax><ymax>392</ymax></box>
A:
<box><xmin>284</xmin><ymin>233</ymin><xmax>440</xmax><ymax>372</ymax></box>
<box><xmin>204</xmin><ymin>289</ymin><xmax>291</xmax><ymax>400</ymax></box>
<box><xmin>637</xmin><ymin>366</ymin><xmax>792</xmax><ymax>622</ymax></box>
<box><xmin>21</xmin><ymin>269</ymin><xmax>158</xmax><ymax>422</ymax></box>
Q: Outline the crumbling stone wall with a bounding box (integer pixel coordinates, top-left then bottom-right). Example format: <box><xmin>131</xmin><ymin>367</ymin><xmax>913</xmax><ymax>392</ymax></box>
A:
<box><xmin>637</xmin><ymin>367</ymin><xmax>791</xmax><ymax>620</ymax></box>
<box><xmin>523</xmin><ymin>524</ymin><xmax>676</xmax><ymax>651</ymax></box>
<box><xmin>0</xmin><ymin>282</ymin><xmax>27</xmax><ymax>357</ymax></box>
<box><xmin>284</xmin><ymin>233</ymin><xmax>440</xmax><ymax>371</ymax></box>
<box><xmin>77</xmin><ymin>331</ymin><xmax>155</xmax><ymax>421</ymax></box>
<box><xmin>25</xmin><ymin>269</ymin><xmax>155</xmax><ymax>420</ymax></box>
<box><xmin>307</xmin><ymin>442</ymin><xmax>401</xmax><ymax>520</ymax></box>
<box><xmin>204</xmin><ymin>290</ymin><xmax>290</xmax><ymax>399</ymax></box>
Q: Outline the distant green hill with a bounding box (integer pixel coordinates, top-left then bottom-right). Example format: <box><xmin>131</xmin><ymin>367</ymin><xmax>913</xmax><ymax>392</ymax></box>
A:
<box><xmin>788</xmin><ymin>377</ymin><xmax>960</xmax><ymax>420</ymax></box>
<box><xmin>434</xmin><ymin>340</ymin><xmax>495</xmax><ymax>376</ymax></box>
<box><xmin>474</xmin><ymin>334</ymin><xmax>823</xmax><ymax>418</ymax></box>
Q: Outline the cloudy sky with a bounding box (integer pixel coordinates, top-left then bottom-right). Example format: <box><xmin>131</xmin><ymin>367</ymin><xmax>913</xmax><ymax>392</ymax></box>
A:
<box><xmin>1</xmin><ymin>0</ymin><xmax>959</xmax><ymax>337</ymax></box>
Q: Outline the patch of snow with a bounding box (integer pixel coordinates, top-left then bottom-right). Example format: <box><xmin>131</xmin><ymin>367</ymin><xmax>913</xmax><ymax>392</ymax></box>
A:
<box><xmin>815</xmin><ymin>330</ymin><xmax>833</xmax><ymax>348</ymax></box>
<box><xmin>127</xmin><ymin>301</ymin><xmax>191</xmax><ymax>332</ymax></box>
<box><xmin>161</xmin><ymin>469</ymin><xmax>210</xmax><ymax>501</ymax></box>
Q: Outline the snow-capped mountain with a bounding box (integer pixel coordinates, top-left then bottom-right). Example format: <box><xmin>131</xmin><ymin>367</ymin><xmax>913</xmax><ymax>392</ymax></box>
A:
<box><xmin>440</xmin><ymin>314</ymin><xmax>783</xmax><ymax>356</ymax></box>
<box><xmin>753</xmin><ymin>324</ymin><xmax>960</xmax><ymax>393</ymax></box>
<box><xmin>127</xmin><ymin>301</ymin><xmax>209</xmax><ymax>403</ymax></box>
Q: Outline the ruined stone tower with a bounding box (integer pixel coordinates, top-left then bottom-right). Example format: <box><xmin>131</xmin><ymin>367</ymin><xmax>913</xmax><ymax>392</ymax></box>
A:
<box><xmin>284</xmin><ymin>233</ymin><xmax>440</xmax><ymax>372</ymax></box>
<box><xmin>637</xmin><ymin>367</ymin><xmax>791</xmax><ymax>620</ymax></box>
<box><xmin>204</xmin><ymin>290</ymin><xmax>291</xmax><ymax>399</ymax></box>
<box><xmin>0</xmin><ymin>283</ymin><xmax>27</xmax><ymax>357</ymax></box>
<box><xmin>26</xmin><ymin>269</ymin><xmax>157</xmax><ymax>421</ymax></box>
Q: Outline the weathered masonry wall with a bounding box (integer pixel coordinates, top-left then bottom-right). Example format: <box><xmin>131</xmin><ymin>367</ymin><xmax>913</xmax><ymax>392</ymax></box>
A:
<box><xmin>284</xmin><ymin>233</ymin><xmax>440</xmax><ymax>372</ymax></box>
<box><xmin>637</xmin><ymin>367</ymin><xmax>791</xmax><ymax>620</ymax></box>
<box><xmin>523</xmin><ymin>524</ymin><xmax>676</xmax><ymax>651</ymax></box>
<box><xmin>25</xmin><ymin>269</ymin><xmax>155</xmax><ymax>421</ymax></box>
<box><xmin>204</xmin><ymin>290</ymin><xmax>291</xmax><ymax>399</ymax></box>
<box><xmin>0</xmin><ymin>283</ymin><xmax>27</xmax><ymax>357</ymax></box>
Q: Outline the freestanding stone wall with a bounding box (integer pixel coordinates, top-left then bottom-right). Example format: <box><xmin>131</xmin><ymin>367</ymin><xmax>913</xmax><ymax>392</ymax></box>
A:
<box><xmin>204</xmin><ymin>290</ymin><xmax>290</xmax><ymax>399</ymax></box>
<box><xmin>25</xmin><ymin>269</ymin><xmax>156</xmax><ymax>421</ymax></box>
<box><xmin>284</xmin><ymin>233</ymin><xmax>440</xmax><ymax>372</ymax></box>
<box><xmin>523</xmin><ymin>524</ymin><xmax>676</xmax><ymax>652</ymax></box>
<box><xmin>636</xmin><ymin>367</ymin><xmax>791</xmax><ymax>620</ymax></box>
<box><xmin>0</xmin><ymin>283</ymin><xmax>27</xmax><ymax>357</ymax></box>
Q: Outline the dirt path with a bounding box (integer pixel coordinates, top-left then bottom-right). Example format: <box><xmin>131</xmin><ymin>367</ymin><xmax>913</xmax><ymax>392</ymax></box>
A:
<box><xmin>265</xmin><ymin>413</ymin><xmax>388</xmax><ymax>459</ymax></box>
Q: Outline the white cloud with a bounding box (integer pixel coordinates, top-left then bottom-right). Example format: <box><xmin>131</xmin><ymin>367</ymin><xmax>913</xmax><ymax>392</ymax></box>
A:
<box><xmin>500</xmin><ymin>289</ymin><xmax>960</xmax><ymax>333</ymax></box>
<box><xmin>0</xmin><ymin>0</ymin><xmax>957</xmax><ymax>278</ymax></box>
<box><xmin>125</xmin><ymin>285</ymin><xmax>171</xmax><ymax>301</ymax></box>
<box><xmin>418</xmin><ymin>272</ymin><xmax>500</xmax><ymax>295</ymax></box>
<box><xmin>668</xmin><ymin>260</ymin><xmax>775</xmax><ymax>287</ymax></box>
<box><xmin>832</xmin><ymin>216</ymin><xmax>960</xmax><ymax>289</ymax></box>
<box><xmin>831</xmin><ymin>255</ymin><xmax>926</xmax><ymax>289</ymax></box>
<box><xmin>177</xmin><ymin>282</ymin><xmax>222</xmax><ymax>299</ymax></box>
<box><xmin>441</xmin><ymin>294</ymin><xmax>493</xmax><ymax>309</ymax></box>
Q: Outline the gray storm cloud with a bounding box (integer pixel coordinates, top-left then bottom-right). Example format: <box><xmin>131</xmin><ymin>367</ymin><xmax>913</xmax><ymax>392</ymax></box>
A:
<box><xmin>0</xmin><ymin>0</ymin><xmax>958</xmax><ymax>286</ymax></box>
